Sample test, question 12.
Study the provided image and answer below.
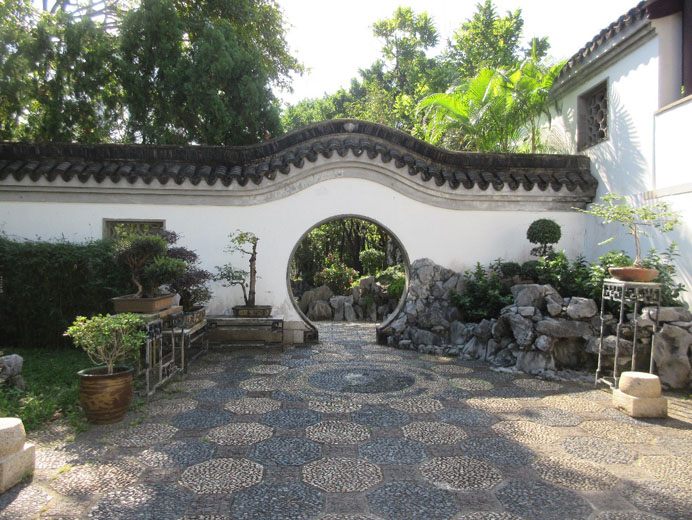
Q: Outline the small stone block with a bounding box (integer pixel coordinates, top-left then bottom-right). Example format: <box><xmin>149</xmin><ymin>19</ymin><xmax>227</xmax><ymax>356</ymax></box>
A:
<box><xmin>0</xmin><ymin>418</ymin><xmax>26</xmax><ymax>459</ymax></box>
<box><xmin>612</xmin><ymin>389</ymin><xmax>667</xmax><ymax>418</ymax></box>
<box><xmin>618</xmin><ymin>371</ymin><xmax>662</xmax><ymax>398</ymax></box>
<box><xmin>0</xmin><ymin>443</ymin><xmax>35</xmax><ymax>493</ymax></box>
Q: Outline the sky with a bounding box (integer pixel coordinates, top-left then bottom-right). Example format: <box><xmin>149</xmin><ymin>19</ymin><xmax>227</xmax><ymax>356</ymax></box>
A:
<box><xmin>276</xmin><ymin>0</ymin><xmax>639</xmax><ymax>106</ymax></box>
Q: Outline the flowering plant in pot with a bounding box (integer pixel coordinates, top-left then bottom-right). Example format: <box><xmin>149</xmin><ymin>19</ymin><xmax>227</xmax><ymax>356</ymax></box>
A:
<box><xmin>168</xmin><ymin>244</ymin><xmax>212</xmax><ymax>327</ymax></box>
<box><xmin>215</xmin><ymin>230</ymin><xmax>271</xmax><ymax>317</ymax></box>
<box><xmin>577</xmin><ymin>193</ymin><xmax>681</xmax><ymax>281</ymax></box>
<box><xmin>64</xmin><ymin>313</ymin><xmax>146</xmax><ymax>424</ymax></box>
<box><xmin>113</xmin><ymin>233</ymin><xmax>186</xmax><ymax>313</ymax></box>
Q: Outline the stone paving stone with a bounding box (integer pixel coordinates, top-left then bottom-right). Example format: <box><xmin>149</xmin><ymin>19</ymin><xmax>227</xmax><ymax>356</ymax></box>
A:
<box><xmin>635</xmin><ymin>455</ymin><xmax>692</xmax><ymax>486</ymax></box>
<box><xmin>579</xmin><ymin>420</ymin><xmax>656</xmax><ymax>443</ymax></box>
<box><xmin>466</xmin><ymin>397</ymin><xmax>526</xmax><ymax>413</ymax></box>
<box><xmin>140</xmin><ymin>440</ymin><xmax>216</xmax><ymax>468</ymax></box>
<box><xmin>166</xmin><ymin>379</ymin><xmax>216</xmax><ymax>392</ymax></box>
<box><xmin>0</xmin><ymin>482</ymin><xmax>52</xmax><ymax>520</ymax></box>
<box><xmin>316</xmin><ymin>515</ymin><xmax>382</xmax><ymax>520</ymax></box>
<box><xmin>306</xmin><ymin>421</ymin><xmax>371</xmax><ymax>444</ymax></box>
<box><xmin>420</xmin><ymin>455</ymin><xmax>503</xmax><ymax>490</ymax></box>
<box><xmin>147</xmin><ymin>397</ymin><xmax>198</xmax><ymax>416</ymax></box>
<box><xmin>495</xmin><ymin>479</ymin><xmax>593</xmax><ymax>520</ymax></box>
<box><xmin>88</xmin><ymin>483</ymin><xmax>193</xmax><ymax>520</ymax></box>
<box><xmin>621</xmin><ymin>480</ymin><xmax>692</xmax><ymax>520</ymax></box>
<box><xmin>458</xmin><ymin>437</ymin><xmax>535</xmax><ymax>467</ymax></box>
<box><xmin>430</xmin><ymin>364</ymin><xmax>474</xmax><ymax>375</ymax></box>
<box><xmin>34</xmin><ymin>440</ymin><xmax>107</xmax><ymax>470</ymax></box>
<box><xmin>560</xmin><ymin>436</ymin><xmax>639</xmax><ymax>464</ymax></box>
<box><xmin>238</xmin><ymin>376</ymin><xmax>278</xmax><ymax>391</ymax></box>
<box><xmin>389</xmin><ymin>397</ymin><xmax>443</xmax><ymax>413</ymax></box>
<box><xmin>358</xmin><ymin>438</ymin><xmax>427</xmax><ymax>464</ymax></box>
<box><xmin>540</xmin><ymin>394</ymin><xmax>605</xmax><ymax>414</ymax></box>
<box><xmin>366</xmin><ymin>481</ymin><xmax>460</xmax><ymax>520</ymax></box>
<box><xmin>248</xmin><ymin>363</ymin><xmax>288</xmax><ymax>375</ymax></box>
<box><xmin>230</xmin><ymin>481</ymin><xmax>323</xmax><ymax>520</ymax></box>
<box><xmin>531</xmin><ymin>456</ymin><xmax>618</xmax><ymax>491</ymax></box>
<box><xmin>402</xmin><ymin>421</ymin><xmax>468</xmax><ymax>445</ymax></box>
<box><xmin>272</xmin><ymin>389</ymin><xmax>305</xmax><ymax>401</ymax></box>
<box><xmin>223</xmin><ymin>397</ymin><xmax>281</xmax><ymax>414</ymax></box>
<box><xmin>50</xmin><ymin>459</ymin><xmax>143</xmax><ymax>495</ymax></box>
<box><xmin>518</xmin><ymin>406</ymin><xmax>584</xmax><ymax>426</ymax></box>
<box><xmin>450</xmin><ymin>377</ymin><xmax>495</xmax><ymax>391</ymax></box>
<box><xmin>179</xmin><ymin>458</ymin><xmax>263</xmax><ymax>493</ymax></box>
<box><xmin>249</xmin><ymin>438</ymin><xmax>322</xmax><ymax>466</ymax></box>
<box><xmin>105</xmin><ymin>423</ymin><xmax>178</xmax><ymax>447</ymax></box>
<box><xmin>194</xmin><ymin>387</ymin><xmax>246</xmax><ymax>404</ymax></box>
<box><xmin>512</xmin><ymin>378</ymin><xmax>564</xmax><ymax>392</ymax></box>
<box><xmin>261</xmin><ymin>408</ymin><xmax>320</xmax><ymax>428</ymax></box>
<box><xmin>653</xmin><ymin>435</ymin><xmax>692</xmax><ymax>457</ymax></box>
<box><xmin>207</xmin><ymin>422</ymin><xmax>273</xmax><ymax>446</ymax></box>
<box><xmin>170</xmin><ymin>409</ymin><xmax>233</xmax><ymax>430</ymax></box>
<box><xmin>457</xmin><ymin>513</ymin><xmax>524</xmax><ymax>519</ymax></box>
<box><xmin>308</xmin><ymin>398</ymin><xmax>362</xmax><ymax>413</ymax></box>
<box><xmin>589</xmin><ymin>512</ymin><xmax>667</xmax><ymax>519</ymax></box>
<box><xmin>302</xmin><ymin>457</ymin><xmax>382</xmax><ymax>492</ymax></box>
<box><xmin>438</xmin><ymin>407</ymin><xmax>499</xmax><ymax>427</ymax></box>
<box><xmin>308</xmin><ymin>367</ymin><xmax>416</xmax><ymax>394</ymax></box>
<box><xmin>492</xmin><ymin>420</ymin><xmax>560</xmax><ymax>444</ymax></box>
<box><xmin>352</xmin><ymin>407</ymin><xmax>410</xmax><ymax>427</ymax></box>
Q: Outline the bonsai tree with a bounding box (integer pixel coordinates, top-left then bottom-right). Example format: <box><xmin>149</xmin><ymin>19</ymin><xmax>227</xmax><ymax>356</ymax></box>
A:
<box><xmin>168</xmin><ymin>246</ymin><xmax>212</xmax><ymax>311</ymax></box>
<box><xmin>215</xmin><ymin>230</ymin><xmax>259</xmax><ymax>307</ymax></box>
<box><xmin>577</xmin><ymin>193</ymin><xmax>681</xmax><ymax>267</ymax></box>
<box><xmin>527</xmin><ymin>218</ymin><xmax>562</xmax><ymax>257</ymax></box>
<box><xmin>115</xmin><ymin>233</ymin><xmax>185</xmax><ymax>297</ymax></box>
<box><xmin>65</xmin><ymin>313</ymin><xmax>146</xmax><ymax>374</ymax></box>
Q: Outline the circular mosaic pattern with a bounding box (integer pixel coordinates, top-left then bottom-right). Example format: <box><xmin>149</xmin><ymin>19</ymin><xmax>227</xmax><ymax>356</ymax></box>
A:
<box><xmin>495</xmin><ymin>479</ymin><xmax>593</xmax><ymax>520</ymax></box>
<box><xmin>306</xmin><ymin>421</ymin><xmax>371</xmax><ymax>444</ymax></box>
<box><xmin>211</xmin><ymin>370</ymin><xmax>253</xmax><ymax>384</ymax></box>
<box><xmin>359</xmin><ymin>438</ymin><xmax>427</xmax><ymax>465</ymax></box>
<box><xmin>303</xmin><ymin>457</ymin><xmax>382</xmax><ymax>492</ymax></box>
<box><xmin>88</xmin><ymin>483</ymin><xmax>192</xmax><ymax>520</ymax></box>
<box><xmin>539</xmin><ymin>395</ymin><xmax>604</xmax><ymax>414</ymax></box>
<box><xmin>0</xmin><ymin>484</ymin><xmax>52</xmax><ymax>520</ymax></box>
<box><xmin>180</xmin><ymin>458</ymin><xmax>263</xmax><ymax>493</ymax></box>
<box><xmin>531</xmin><ymin>456</ymin><xmax>617</xmax><ymax>491</ymax></box>
<box><xmin>458</xmin><ymin>437</ymin><xmax>535</xmax><ymax>467</ymax></box>
<box><xmin>147</xmin><ymin>397</ymin><xmax>198</xmax><ymax>417</ymax></box>
<box><xmin>166</xmin><ymin>379</ymin><xmax>215</xmax><ymax>392</ymax></box>
<box><xmin>599</xmin><ymin>407</ymin><xmax>657</xmax><ymax>426</ymax></box>
<box><xmin>513</xmin><ymin>378</ymin><xmax>564</xmax><ymax>392</ymax></box>
<box><xmin>250</xmin><ymin>438</ymin><xmax>322</xmax><ymax>466</ymax></box>
<box><xmin>35</xmin><ymin>441</ymin><xmax>107</xmax><ymax>470</ymax></box>
<box><xmin>573</xmin><ymin>389</ymin><xmax>611</xmax><ymax>402</ymax></box>
<box><xmin>207</xmin><ymin>422</ymin><xmax>273</xmax><ymax>446</ymax></box>
<box><xmin>421</xmin><ymin>456</ymin><xmax>503</xmax><ymax>491</ymax></box>
<box><xmin>51</xmin><ymin>460</ymin><xmax>142</xmax><ymax>495</ymax></box>
<box><xmin>449</xmin><ymin>377</ymin><xmax>494</xmax><ymax>391</ymax></box>
<box><xmin>352</xmin><ymin>407</ymin><xmax>410</xmax><ymax>427</ymax></box>
<box><xmin>637</xmin><ymin>455</ymin><xmax>692</xmax><ymax>486</ymax></box>
<box><xmin>519</xmin><ymin>407</ymin><xmax>584</xmax><ymax>427</ymax></box>
<box><xmin>106</xmin><ymin>423</ymin><xmax>177</xmax><ymax>447</ymax></box>
<box><xmin>281</xmin><ymin>358</ymin><xmax>318</xmax><ymax>368</ymax></box>
<box><xmin>308</xmin><ymin>367</ymin><xmax>416</xmax><ymax>394</ymax></box>
<box><xmin>560</xmin><ymin>437</ymin><xmax>638</xmax><ymax>464</ymax></box>
<box><xmin>402</xmin><ymin>422</ymin><xmax>467</xmax><ymax>445</ymax></box>
<box><xmin>140</xmin><ymin>440</ymin><xmax>215</xmax><ymax>468</ymax></box>
<box><xmin>261</xmin><ymin>409</ymin><xmax>320</xmax><ymax>428</ymax></box>
<box><xmin>489</xmin><ymin>385</ymin><xmax>542</xmax><ymax>399</ymax></box>
<box><xmin>466</xmin><ymin>397</ymin><xmax>525</xmax><ymax>413</ymax></box>
<box><xmin>435</xmin><ymin>388</ymin><xmax>472</xmax><ymax>401</ymax></box>
<box><xmin>239</xmin><ymin>377</ymin><xmax>277</xmax><ymax>392</ymax></box>
<box><xmin>186</xmin><ymin>363</ymin><xmax>225</xmax><ymax>376</ymax></box>
<box><xmin>367</xmin><ymin>481</ymin><xmax>460</xmax><ymax>520</ymax></box>
<box><xmin>272</xmin><ymin>390</ymin><xmax>304</xmax><ymax>402</ymax></box>
<box><xmin>170</xmin><ymin>409</ymin><xmax>232</xmax><ymax>430</ymax></box>
<box><xmin>248</xmin><ymin>363</ymin><xmax>288</xmax><ymax>375</ymax></box>
<box><xmin>580</xmin><ymin>420</ymin><xmax>654</xmax><ymax>443</ymax></box>
<box><xmin>622</xmin><ymin>480</ymin><xmax>692</xmax><ymax>519</ymax></box>
<box><xmin>492</xmin><ymin>421</ymin><xmax>560</xmax><ymax>445</ymax></box>
<box><xmin>431</xmin><ymin>364</ymin><xmax>473</xmax><ymax>375</ymax></box>
<box><xmin>224</xmin><ymin>397</ymin><xmax>281</xmax><ymax>414</ymax></box>
<box><xmin>313</xmin><ymin>353</ymin><xmax>349</xmax><ymax>362</ymax></box>
<box><xmin>389</xmin><ymin>397</ymin><xmax>443</xmax><ymax>413</ymax></box>
<box><xmin>438</xmin><ymin>408</ymin><xmax>499</xmax><ymax>427</ymax></box>
<box><xmin>194</xmin><ymin>386</ymin><xmax>246</xmax><ymax>403</ymax></box>
<box><xmin>231</xmin><ymin>482</ymin><xmax>323</xmax><ymax>520</ymax></box>
<box><xmin>308</xmin><ymin>398</ymin><xmax>362</xmax><ymax>413</ymax></box>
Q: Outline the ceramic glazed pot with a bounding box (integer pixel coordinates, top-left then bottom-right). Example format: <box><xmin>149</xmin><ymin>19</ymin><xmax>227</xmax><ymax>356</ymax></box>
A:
<box><xmin>232</xmin><ymin>305</ymin><xmax>272</xmax><ymax>318</ymax></box>
<box><xmin>608</xmin><ymin>267</ymin><xmax>659</xmax><ymax>282</ymax></box>
<box><xmin>111</xmin><ymin>293</ymin><xmax>175</xmax><ymax>313</ymax></box>
<box><xmin>77</xmin><ymin>366</ymin><xmax>134</xmax><ymax>424</ymax></box>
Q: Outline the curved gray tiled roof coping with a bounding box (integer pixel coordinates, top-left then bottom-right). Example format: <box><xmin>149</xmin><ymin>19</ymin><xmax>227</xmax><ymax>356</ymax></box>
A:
<box><xmin>557</xmin><ymin>1</ymin><xmax>648</xmax><ymax>81</ymax></box>
<box><xmin>0</xmin><ymin>119</ymin><xmax>596</xmax><ymax>195</ymax></box>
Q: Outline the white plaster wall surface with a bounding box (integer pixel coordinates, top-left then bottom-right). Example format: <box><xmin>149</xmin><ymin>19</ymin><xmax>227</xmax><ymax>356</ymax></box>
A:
<box><xmin>654</xmin><ymin>96</ymin><xmax>692</xmax><ymax>191</ymax></box>
<box><xmin>0</xmin><ymin>176</ymin><xmax>587</xmax><ymax>321</ymax></box>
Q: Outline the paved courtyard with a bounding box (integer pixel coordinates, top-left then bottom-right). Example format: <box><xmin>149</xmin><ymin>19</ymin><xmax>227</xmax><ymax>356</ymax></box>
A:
<box><xmin>2</xmin><ymin>322</ymin><xmax>692</xmax><ymax>519</ymax></box>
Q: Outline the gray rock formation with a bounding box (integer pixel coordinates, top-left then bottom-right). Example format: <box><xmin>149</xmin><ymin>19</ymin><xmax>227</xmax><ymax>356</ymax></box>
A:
<box><xmin>0</xmin><ymin>354</ymin><xmax>25</xmax><ymax>391</ymax></box>
<box><xmin>307</xmin><ymin>300</ymin><xmax>332</xmax><ymax>321</ymax></box>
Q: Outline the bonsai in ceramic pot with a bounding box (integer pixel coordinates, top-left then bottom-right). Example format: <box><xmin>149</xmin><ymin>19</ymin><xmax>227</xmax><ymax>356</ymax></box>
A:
<box><xmin>112</xmin><ymin>233</ymin><xmax>186</xmax><ymax>313</ymax></box>
<box><xmin>168</xmin><ymin>244</ymin><xmax>212</xmax><ymax>328</ymax></box>
<box><xmin>65</xmin><ymin>313</ymin><xmax>146</xmax><ymax>424</ymax></box>
<box><xmin>578</xmin><ymin>193</ymin><xmax>681</xmax><ymax>282</ymax></box>
<box><xmin>215</xmin><ymin>230</ymin><xmax>272</xmax><ymax>317</ymax></box>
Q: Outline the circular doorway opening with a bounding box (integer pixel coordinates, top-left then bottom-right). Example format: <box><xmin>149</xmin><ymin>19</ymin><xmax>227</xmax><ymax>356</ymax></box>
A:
<box><xmin>286</xmin><ymin>215</ymin><xmax>410</xmax><ymax>343</ymax></box>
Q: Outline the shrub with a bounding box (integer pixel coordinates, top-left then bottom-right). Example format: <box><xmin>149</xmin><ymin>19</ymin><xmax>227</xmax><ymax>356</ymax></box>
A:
<box><xmin>375</xmin><ymin>264</ymin><xmax>405</xmax><ymax>285</ymax></box>
<box><xmin>527</xmin><ymin>219</ymin><xmax>562</xmax><ymax>257</ymax></box>
<box><xmin>387</xmin><ymin>277</ymin><xmax>406</xmax><ymax>301</ymax></box>
<box><xmin>314</xmin><ymin>261</ymin><xmax>358</xmax><ymax>295</ymax></box>
<box><xmin>521</xmin><ymin>260</ymin><xmax>541</xmax><ymax>281</ymax></box>
<box><xmin>359</xmin><ymin>249</ymin><xmax>385</xmax><ymax>275</ymax></box>
<box><xmin>0</xmin><ymin>237</ymin><xmax>132</xmax><ymax>349</ymax></box>
<box><xmin>450</xmin><ymin>262</ymin><xmax>512</xmax><ymax>322</ymax></box>
<box><xmin>116</xmin><ymin>234</ymin><xmax>185</xmax><ymax>297</ymax></box>
<box><xmin>499</xmin><ymin>261</ymin><xmax>521</xmax><ymax>278</ymax></box>
<box><xmin>168</xmin><ymin>244</ymin><xmax>213</xmax><ymax>311</ymax></box>
<box><xmin>537</xmin><ymin>252</ymin><xmax>592</xmax><ymax>299</ymax></box>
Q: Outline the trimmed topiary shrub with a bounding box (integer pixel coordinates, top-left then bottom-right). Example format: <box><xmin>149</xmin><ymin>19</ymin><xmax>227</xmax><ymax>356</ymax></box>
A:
<box><xmin>359</xmin><ymin>249</ymin><xmax>386</xmax><ymax>275</ymax></box>
<box><xmin>520</xmin><ymin>260</ymin><xmax>541</xmax><ymax>281</ymax></box>
<box><xmin>527</xmin><ymin>219</ymin><xmax>561</xmax><ymax>257</ymax></box>
<box><xmin>499</xmin><ymin>261</ymin><xmax>521</xmax><ymax>278</ymax></box>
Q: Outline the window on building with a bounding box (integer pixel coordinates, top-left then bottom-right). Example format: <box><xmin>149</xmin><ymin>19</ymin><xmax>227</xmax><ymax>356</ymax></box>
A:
<box><xmin>103</xmin><ymin>219</ymin><xmax>165</xmax><ymax>240</ymax></box>
<box><xmin>577</xmin><ymin>80</ymin><xmax>608</xmax><ymax>150</ymax></box>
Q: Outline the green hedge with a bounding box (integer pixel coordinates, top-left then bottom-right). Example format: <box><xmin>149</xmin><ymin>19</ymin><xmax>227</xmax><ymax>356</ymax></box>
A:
<box><xmin>0</xmin><ymin>237</ymin><xmax>133</xmax><ymax>349</ymax></box>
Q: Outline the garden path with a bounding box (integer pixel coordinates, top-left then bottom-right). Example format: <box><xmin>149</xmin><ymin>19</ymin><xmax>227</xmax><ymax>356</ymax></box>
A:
<box><xmin>3</xmin><ymin>322</ymin><xmax>692</xmax><ymax>519</ymax></box>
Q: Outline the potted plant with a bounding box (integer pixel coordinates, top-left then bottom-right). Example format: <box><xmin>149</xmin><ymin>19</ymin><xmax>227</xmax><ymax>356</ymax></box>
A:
<box><xmin>577</xmin><ymin>193</ymin><xmax>681</xmax><ymax>281</ymax></box>
<box><xmin>64</xmin><ymin>313</ymin><xmax>146</xmax><ymax>424</ymax></box>
<box><xmin>168</xmin><ymin>244</ymin><xmax>212</xmax><ymax>328</ymax></box>
<box><xmin>215</xmin><ymin>230</ymin><xmax>272</xmax><ymax>317</ymax></box>
<box><xmin>112</xmin><ymin>233</ymin><xmax>186</xmax><ymax>313</ymax></box>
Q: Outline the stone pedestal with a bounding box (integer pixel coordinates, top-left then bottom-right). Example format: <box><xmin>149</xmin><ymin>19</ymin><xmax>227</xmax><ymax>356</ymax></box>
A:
<box><xmin>612</xmin><ymin>371</ymin><xmax>667</xmax><ymax>418</ymax></box>
<box><xmin>0</xmin><ymin>418</ymin><xmax>35</xmax><ymax>493</ymax></box>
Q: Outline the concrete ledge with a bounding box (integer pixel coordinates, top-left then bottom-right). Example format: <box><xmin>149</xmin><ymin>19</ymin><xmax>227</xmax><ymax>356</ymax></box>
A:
<box><xmin>0</xmin><ymin>418</ymin><xmax>26</xmax><ymax>460</ymax></box>
<box><xmin>613</xmin><ymin>389</ymin><xmax>668</xmax><ymax>418</ymax></box>
<box><xmin>618</xmin><ymin>371</ymin><xmax>662</xmax><ymax>398</ymax></box>
<box><xmin>0</xmin><ymin>443</ymin><xmax>35</xmax><ymax>494</ymax></box>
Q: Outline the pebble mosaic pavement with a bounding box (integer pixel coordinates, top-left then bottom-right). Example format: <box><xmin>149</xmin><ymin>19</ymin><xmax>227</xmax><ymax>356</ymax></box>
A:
<box><xmin>3</xmin><ymin>322</ymin><xmax>692</xmax><ymax>519</ymax></box>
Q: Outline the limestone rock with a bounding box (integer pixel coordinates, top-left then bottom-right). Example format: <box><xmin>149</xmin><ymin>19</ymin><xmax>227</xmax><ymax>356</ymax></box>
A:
<box><xmin>299</xmin><ymin>290</ymin><xmax>315</xmax><ymax>313</ymax></box>
<box><xmin>506</xmin><ymin>313</ymin><xmax>534</xmax><ymax>348</ymax></box>
<box><xmin>450</xmin><ymin>321</ymin><xmax>469</xmax><ymax>345</ymax></box>
<box><xmin>585</xmin><ymin>335</ymin><xmax>633</xmax><ymax>357</ymax></box>
<box><xmin>644</xmin><ymin>306</ymin><xmax>692</xmax><ymax>323</ymax></box>
<box><xmin>313</xmin><ymin>285</ymin><xmax>334</xmax><ymax>302</ymax></box>
<box><xmin>344</xmin><ymin>303</ymin><xmax>357</xmax><ymax>322</ymax></box>
<box><xmin>533</xmin><ymin>335</ymin><xmax>553</xmax><ymax>352</ymax></box>
<box><xmin>516</xmin><ymin>351</ymin><xmax>555</xmax><ymax>373</ymax></box>
<box><xmin>0</xmin><ymin>355</ymin><xmax>24</xmax><ymax>390</ymax></box>
<box><xmin>511</xmin><ymin>284</ymin><xmax>544</xmax><ymax>307</ymax></box>
<box><xmin>307</xmin><ymin>300</ymin><xmax>332</xmax><ymax>321</ymax></box>
<box><xmin>474</xmin><ymin>319</ymin><xmax>494</xmax><ymax>341</ymax></box>
<box><xmin>654</xmin><ymin>324</ymin><xmax>692</xmax><ymax>389</ymax></box>
<box><xmin>566</xmin><ymin>297</ymin><xmax>598</xmax><ymax>319</ymax></box>
<box><xmin>412</xmin><ymin>328</ymin><xmax>435</xmax><ymax>346</ymax></box>
<box><xmin>535</xmin><ymin>318</ymin><xmax>592</xmax><ymax>338</ymax></box>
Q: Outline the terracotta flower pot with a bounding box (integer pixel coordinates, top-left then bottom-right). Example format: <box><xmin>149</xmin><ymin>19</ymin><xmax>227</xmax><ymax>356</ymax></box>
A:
<box><xmin>608</xmin><ymin>267</ymin><xmax>659</xmax><ymax>282</ymax></box>
<box><xmin>111</xmin><ymin>294</ymin><xmax>175</xmax><ymax>314</ymax></box>
<box><xmin>77</xmin><ymin>366</ymin><xmax>134</xmax><ymax>424</ymax></box>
